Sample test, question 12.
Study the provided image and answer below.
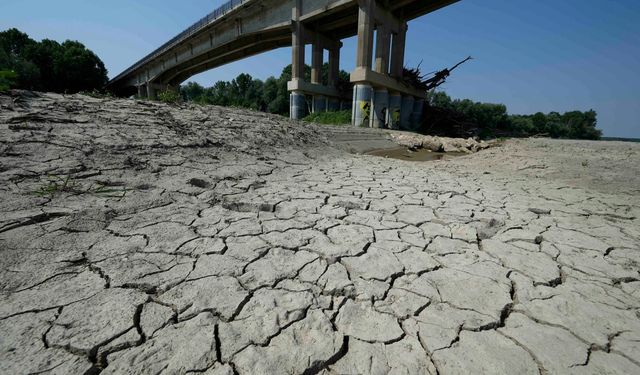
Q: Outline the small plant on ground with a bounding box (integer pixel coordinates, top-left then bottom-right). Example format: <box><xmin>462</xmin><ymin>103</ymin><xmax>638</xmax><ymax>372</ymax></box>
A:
<box><xmin>34</xmin><ymin>175</ymin><xmax>76</xmax><ymax>198</ymax></box>
<box><xmin>303</xmin><ymin>110</ymin><xmax>351</xmax><ymax>126</ymax></box>
<box><xmin>34</xmin><ymin>175</ymin><xmax>129</xmax><ymax>198</ymax></box>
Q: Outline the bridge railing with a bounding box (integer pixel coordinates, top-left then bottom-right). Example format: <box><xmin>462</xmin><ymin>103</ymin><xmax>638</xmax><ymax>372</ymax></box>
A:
<box><xmin>110</xmin><ymin>0</ymin><xmax>249</xmax><ymax>84</ymax></box>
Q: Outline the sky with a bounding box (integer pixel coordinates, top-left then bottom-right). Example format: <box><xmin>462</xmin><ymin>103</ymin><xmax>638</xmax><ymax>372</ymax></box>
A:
<box><xmin>1</xmin><ymin>0</ymin><xmax>639</xmax><ymax>138</ymax></box>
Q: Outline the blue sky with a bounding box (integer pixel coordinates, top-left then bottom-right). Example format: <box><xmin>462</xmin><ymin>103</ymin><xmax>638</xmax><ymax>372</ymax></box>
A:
<box><xmin>1</xmin><ymin>0</ymin><xmax>639</xmax><ymax>138</ymax></box>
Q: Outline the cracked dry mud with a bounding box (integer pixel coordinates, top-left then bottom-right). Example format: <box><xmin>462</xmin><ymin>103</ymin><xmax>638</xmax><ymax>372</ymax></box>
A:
<box><xmin>1</xmin><ymin>91</ymin><xmax>639</xmax><ymax>375</ymax></box>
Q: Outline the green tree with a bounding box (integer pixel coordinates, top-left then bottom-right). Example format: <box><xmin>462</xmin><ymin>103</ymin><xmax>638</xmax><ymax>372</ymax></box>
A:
<box><xmin>181</xmin><ymin>81</ymin><xmax>205</xmax><ymax>102</ymax></box>
<box><xmin>54</xmin><ymin>40</ymin><xmax>108</xmax><ymax>93</ymax></box>
<box><xmin>0</xmin><ymin>70</ymin><xmax>17</xmax><ymax>91</ymax></box>
<box><xmin>0</xmin><ymin>28</ymin><xmax>108</xmax><ymax>93</ymax></box>
<box><xmin>0</xmin><ymin>28</ymin><xmax>35</xmax><ymax>57</ymax></box>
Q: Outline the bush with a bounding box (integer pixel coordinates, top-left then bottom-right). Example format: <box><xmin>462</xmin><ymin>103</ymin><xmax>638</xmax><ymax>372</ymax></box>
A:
<box><xmin>303</xmin><ymin>110</ymin><xmax>351</xmax><ymax>125</ymax></box>
<box><xmin>0</xmin><ymin>70</ymin><xmax>17</xmax><ymax>91</ymax></box>
<box><xmin>157</xmin><ymin>89</ymin><xmax>182</xmax><ymax>104</ymax></box>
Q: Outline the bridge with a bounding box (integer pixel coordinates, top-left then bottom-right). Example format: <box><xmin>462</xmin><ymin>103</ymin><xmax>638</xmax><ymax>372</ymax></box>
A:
<box><xmin>107</xmin><ymin>0</ymin><xmax>460</xmax><ymax>129</ymax></box>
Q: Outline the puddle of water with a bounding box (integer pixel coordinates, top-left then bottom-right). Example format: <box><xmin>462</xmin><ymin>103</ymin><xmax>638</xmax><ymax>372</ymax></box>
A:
<box><xmin>366</xmin><ymin>147</ymin><xmax>465</xmax><ymax>162</ymax></box>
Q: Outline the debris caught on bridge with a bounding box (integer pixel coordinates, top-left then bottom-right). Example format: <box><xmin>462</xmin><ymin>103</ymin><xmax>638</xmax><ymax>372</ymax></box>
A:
<box><xmin>403</xmin><ymin>56</ymin><xmax>473</xmax><ymax>91</ymax></box>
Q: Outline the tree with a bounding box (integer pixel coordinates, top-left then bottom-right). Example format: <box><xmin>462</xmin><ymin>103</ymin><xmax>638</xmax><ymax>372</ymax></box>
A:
<box><xmin>0</xmin><ymin>28</ymin><xmax>35</xmax><ymax>57</ymax></box>
<box><xmin>424</xmin><ymin>90</ymin><xmax>601</xmax><ymax>140</ymax></box>
<box><xmin>0</xmin><ymin>70</ymin><xmax>17</xmax><ymax>91</ymax></box>
<box><xmin>0</xmin><ymin>28</ymin><xmax>108</xmax><ymax>93</ymax></box>
<box><xmin>54</xmin><ymin>40</ymin><xmax>108</xmax><ymax>93</ymax></box>
<box><xmin>181</xmin><ymin>82</ymin><xmax>205</xmax><ymax>102</ymax></box>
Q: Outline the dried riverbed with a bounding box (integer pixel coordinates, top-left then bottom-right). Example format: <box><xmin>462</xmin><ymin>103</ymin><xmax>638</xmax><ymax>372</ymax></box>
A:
<box><xmin>1</xmin><ymin>91</ymin><xmax>639</xmax><ymax>374</ymax></box>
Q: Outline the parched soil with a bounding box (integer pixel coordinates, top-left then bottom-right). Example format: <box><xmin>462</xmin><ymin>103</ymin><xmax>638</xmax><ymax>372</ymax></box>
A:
<box><xmin>1</xmin><ymin>91</ymin><xmax>639</xmax><ymax>374</ymax></box>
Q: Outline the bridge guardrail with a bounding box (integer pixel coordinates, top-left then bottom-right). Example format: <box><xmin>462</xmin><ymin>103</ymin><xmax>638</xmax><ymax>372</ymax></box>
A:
<box><xmin>110</xmin><ymin>0</ymin><xmax>249</xmax><ymax>84</ymax></box>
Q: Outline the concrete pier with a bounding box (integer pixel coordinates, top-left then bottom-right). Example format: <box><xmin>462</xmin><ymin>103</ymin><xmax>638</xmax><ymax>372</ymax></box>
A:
<box><xmin>290</xmin><ymin>91</ymin><xmax>306</xmax><ymax>120</ymax></box>
<box><xmin>313</xmin><ymin>95</ymin><xmax>327</xmax><ymax>113</ymax></box>
<box><xmin>412</xmin><ymin>98</ymin><xmax>425</xmax><ymax>130</ymax></box>
<box><xmin>352</xmin><ymin>84</ymin><xmax>372</xmax><ymax>127</ymax></box>
<box><xmin>372</xmin><ymin>88</ymin><xmax>389</xmax><ymax>128</ymax></box>
<box><xmin>349</xmin><ymin>0</ymin><xmax>426</xmax><ymax>128</ymax></box>
<box><xmin>389</xmin><ymin>92</ymin><xmax>402</xmax><ymax>130</ymax></box>
<box><xmin>400</xmin><ymin>95</ymin><xmax>415</xmax><ymax>130</ymax></box>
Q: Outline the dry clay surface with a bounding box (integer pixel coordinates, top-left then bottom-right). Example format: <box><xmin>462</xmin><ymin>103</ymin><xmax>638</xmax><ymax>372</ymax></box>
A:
<box><xmin>1</xmin><ymin>91</ymin><xmax>639</xmax><ymax>375</ymax></box>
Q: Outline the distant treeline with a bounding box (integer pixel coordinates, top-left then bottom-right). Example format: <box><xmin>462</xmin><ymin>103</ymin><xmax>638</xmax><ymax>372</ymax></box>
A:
<box><xmin>183</xmin><ymin>74</ymin><xmax>602</xmax><ymax>140</ymax></box>
<box><xmin>425</xmin><ymin>91</ymin><xmax>601</xmax><ymax>140</ymax></box>
<box><xmin>180</xmin><ymin>64</ymin><xmax>351</xmax><ymax>116</ymax></box>
<box><xmin>0</xmin><ymin>28</ymin><xmax>108</xmax><ymax>93</ymax></box>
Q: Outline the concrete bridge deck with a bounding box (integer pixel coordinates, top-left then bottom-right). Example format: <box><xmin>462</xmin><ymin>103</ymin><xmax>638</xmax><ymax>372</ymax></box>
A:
<box><xmin>108</xmin><ymin>0</ymin><xmax>460</xmax><ymax>128</ymax></box>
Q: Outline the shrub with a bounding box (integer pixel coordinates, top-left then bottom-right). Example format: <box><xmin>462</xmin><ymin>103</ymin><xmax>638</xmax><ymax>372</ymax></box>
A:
<box><xmin>303</xmin><ymin>110</ymin><xmax>351</xmax><ymax>125</ymax></box>
<box><xmin>0</xmin><ymin>69</ymin><xmax>17</xmax><ymax>91</ymax></box>
<box><xmin>157</xmin><ymin>89</ymin><xmax>182</xmax><ymax>104</ymax></box>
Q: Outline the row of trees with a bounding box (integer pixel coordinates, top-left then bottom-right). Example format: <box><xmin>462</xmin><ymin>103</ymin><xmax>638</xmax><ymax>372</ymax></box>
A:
<box><xmin>182</xmin><ymin>77</ymin><xmax>601</xmax><ymax>140</ymax></box>
<box><xmin>180</xmin><ymin>64</ymin><xmax>351</xmax><ymax>116</ymax></box>
<box><xmin>425</xmin><ymin>91</ymin><xmax>601</xmax><ymax>140</ymax></box>
<box><xmin>0</xmin><ymin>28</ymin><xmax>108</xmax><ymax>93</ymax></box>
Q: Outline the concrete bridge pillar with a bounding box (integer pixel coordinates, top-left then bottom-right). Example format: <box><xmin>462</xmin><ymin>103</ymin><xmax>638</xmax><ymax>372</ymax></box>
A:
<box><xmin>389</xmin><ymin>92</ymin><xmax>402</xmax><ymax>129</ymax></box>
<box><xmin>352</xmin><ymin>0</ymin><xmax>375</xmax><ymax>127</ymax></box>
<box><xmin>372</xmin><ymin>88</ymin><xmax>388</xmax><ymax>128</ymax></box>
<box><xmin>313</xmin><ymin>96</ymin><xmax>327</xmax><ymax>113</ymax></box>
<box><xmin>146</xmin><ymin>84</ymin><xmax>157</xmax><ymax>100</ymax></box>
<box><xmin>328</xmin><ymin>47</ymin><xmax>340</xmax><ymax>87</ymax></box>
<box><xmin>352</xmin><ymin>84</ymin><xmax>373</xmax><ymax>127</ymax></box>
<box><xmin>311</xmin><ymin>34</ymin><xmax>326</xmax><ymax>114</ymax></box>
<box><xmin>290</xmin><ymin>1</ymin><xmax>306</xmax><ymax>120</ymax></box>
<box><xmin>375</xmin><ymin>25</ymin><xmax>391</xmax><ymax>75</ymax></box>
<box><xmin>391</xmin><ymin>24</ymin><xmax>407</xmax><ymax>79</ymax></box>
<box><xmin>400</xmin><ymin>95</ymin><xmax>414</xmax><ymax>130</ymax></box>
<box><xmin>412</xmin><ymin>98</ymin><xmax>425</xmax><ymax>130</ymax></box>
<box><xmin>290</xmin><ymin>92</ymin><xmax>306</xmax><ymax>120</ymax></box>
<box><xmin>137</xmin><ymin>85</ymin><xmax>146</xmax><ymax>99</ymax></box>
<box><xmin>356</xmin><ymin>0</ymin><xmax>375</xmax><ymax>71</ymax></box>
<box><xmin>327</xmin><ymin>45</ymin><xmax>341</xmax><ymax>112</ymax></box>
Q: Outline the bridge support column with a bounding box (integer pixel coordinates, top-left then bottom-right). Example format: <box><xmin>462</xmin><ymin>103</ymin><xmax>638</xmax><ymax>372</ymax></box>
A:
<box><xmin>288</xmin><ymin>5</ymin><xmax>344</xmax><ymax>120</ymax></box>
<box><xmin>290</xmin><ymin>91</ymin><xmax>306</xmax><ymax>120</ymax></box>
<box><xmin>400</xmin><ymin>95</ymin><xmax>414</xmax><ymax>130</ymax></box>
<box><xmin>146</xmin><ymin>84</ymin><xmax>157</xmax><ymax>100</ymax></box>
<box><xmin>350</xmin><ymin>1</ymin><xmax>425</xmax><ymax>129</ymax></box>
<box><xmin>372</xmin><ymin>88</ymin><xmax>388</xmax><ymax>128</ymax></box>
<box><xmin>375</xmin><ymin>25</ymin><xmax>391</xmax><ymax>75</ymax></box>
<box><xmin>391</xmin><ymin>24</ymin><xmax>407</xmax><ymax>80</ymax></box>
<box><xmin>313</xmin><ymin>96</ymin><xmax>327</xmax><ymax>113</ymax></box>
<box><xmin>352</xmin><ymin>84</ymin><xmax>372</xmax><ymax>127</ymax></box>
<box><xmin>389</xmin><ymin>92</ymin><xmax>402</xmax><ymax>129</ymax></box>
<box><xmin>328</xmin><ymin>47</ymin><xmax>340</xmax><ymax>88</ymax></box>
<box><xmin>137</xmin><ymin>85</ymin><xmax>146</xmax><ymax>99</ymax></box>
<box><xmin>289</xmin><ymin>1</ymin><xmax>306</xmax><ymax>120</ymax></box>
<box><xmin>351</xmin><ymin>0</ymin><xmax>374</xmax><ymax>127</ymax></box>
<box><xmin>412</xmin><ymin>98</ymin><xmax>425</xmax><ymax>130</ymax></box>
<box><xmin>356</xmin><ymin>0</ymin><xmax>375</xmax><ymax>71</ymax></box>
<box><xmin>311</xmin><ymin>34</ymin><xmax>325</xmax><ymax>114</ymax></box>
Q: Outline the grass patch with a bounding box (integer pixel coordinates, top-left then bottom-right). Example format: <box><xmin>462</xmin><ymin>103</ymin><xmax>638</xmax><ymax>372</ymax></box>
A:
<box><xmin>34</xmin><ymin>175</ymin><xmax>129</xmax><ymax>199</ymax></box>
<box><xmin>303</xmin><ymin>110</ymin><xmax>351</xmax><ymax>126</ymax></box>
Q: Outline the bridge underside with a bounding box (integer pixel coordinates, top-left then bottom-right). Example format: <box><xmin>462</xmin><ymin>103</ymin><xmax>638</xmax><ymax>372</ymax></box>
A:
<box><xmin>108</xmin><ymin>0</ymin><xmax>459</xmax><ymax>130</ymax></box>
